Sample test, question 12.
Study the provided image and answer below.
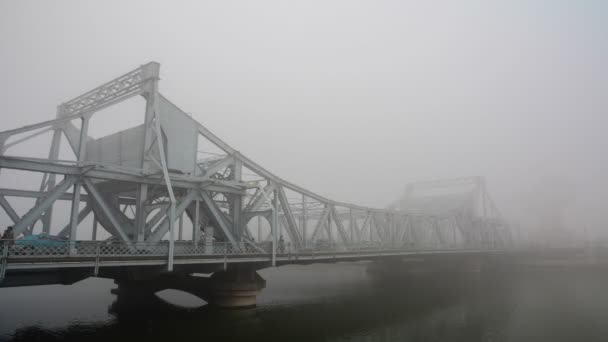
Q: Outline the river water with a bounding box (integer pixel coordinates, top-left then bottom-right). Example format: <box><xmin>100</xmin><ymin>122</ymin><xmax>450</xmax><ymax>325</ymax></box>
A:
<box><xmin>1</xmin><ymin>262</ymin><xmax>608</xmax><ymax>341</ymax></box>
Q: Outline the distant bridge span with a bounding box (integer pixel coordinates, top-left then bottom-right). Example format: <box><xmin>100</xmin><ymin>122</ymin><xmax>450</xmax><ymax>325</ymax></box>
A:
<box><xmin>0</xmin><ymin>62</ymin><xmax>511</xmax><ymax>307</ymax></box>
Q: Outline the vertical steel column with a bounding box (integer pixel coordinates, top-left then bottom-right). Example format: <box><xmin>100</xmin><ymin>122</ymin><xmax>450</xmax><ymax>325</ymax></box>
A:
<box><xmin>301</xmin><ymin>195</ymin><xmax>307</xmax><ymax>247</ymax></box>
<box><xmin>142</xmin><ymin>62</ymin><xmax>176</xmax><ymax>270</ymax></box>
<box><xmin>193</xmin><ymin>199</ymin><xmax>200</xmax><ymax>246</ymax></box>
<box><xmin>140</xmin><ymin>64</ymin><xmax>159</xmax><ymax>172</ymax></box>
<box><xmin>68</xmin><ymin>115</ymin><xmax>89</xmax><ymax>253</ymax></box>
<box><xmin>272</xmin><ymin>189</ymin><xmax>278</xmax><ymax>267</ymax></box>
<box><xmin>41</xmin><ymin>127</ymin><xmax>63</xmax><ymax>234</ymax></box>
<box><xmin>390</xmin><ymin>213</ymin><xmax>395</xmax><ymax>245</ymax></box>
<box><xmin>68</xmin><ymin>181</ymin><xmax>81</xmax><ymax>251</ymax></box>
<box><xmin>369</xmin><ymin>213</ymin><xmax>374</xmax><ymax>241</ymax></box>
<box><xmin>232</xmin><ymin>158</ymin><xmax>243</xmax><ymax>240</ymax></box>
<box><xmin>327</xmin><ymin>206</ymin><xmax>332</xmax><ymax>245</ymax></box>
<box><xmin>135</xmin><ymin>184</ymin><xmax>148</xmax><ymax>242</ymax></box>
<box><xmin>349</xmin><ymin>209</ymin><xmax>354</xmax><ymax>243</ymax></box>
<box><xmin>92</xmin><ymin>213</ymin><xmax>98</xmax><ymax>241</ymax></box>
<box><xmin>168</xmin><ymin>204</ymin><xmax>176</xmax><ymax>270</ymax></box>
<box><xmin>76</xmin><ymin>115</ymin><xmax>90</xmax><ymax>162</ymax></box>
<box><xmin>178</xmin><ymin>213</ymin><xmax>183</xmax><ymax>241</ymax></box>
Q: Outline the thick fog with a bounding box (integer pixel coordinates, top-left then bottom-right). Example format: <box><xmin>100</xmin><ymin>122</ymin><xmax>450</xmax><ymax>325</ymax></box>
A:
<box><xmin>0</xmin><ymin>1</ymin><xmax>607</xmax><ymax>243</ymax></box>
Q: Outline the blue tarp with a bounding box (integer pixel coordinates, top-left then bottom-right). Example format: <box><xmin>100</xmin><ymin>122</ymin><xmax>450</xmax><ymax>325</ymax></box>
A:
<box><xmin>15</xmin><ymin>234</ymin><xmax>67</xmax><ymax>247</ymax></box>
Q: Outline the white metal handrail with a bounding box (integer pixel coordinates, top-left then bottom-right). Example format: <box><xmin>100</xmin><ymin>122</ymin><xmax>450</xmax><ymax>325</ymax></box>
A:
<box><xmin>0</xmin><ymin>239</ymin><xmax>493</xmax><ymax>260</ymax></box>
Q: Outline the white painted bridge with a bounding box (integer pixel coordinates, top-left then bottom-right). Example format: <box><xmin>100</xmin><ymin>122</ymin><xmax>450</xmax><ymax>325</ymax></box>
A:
<box><xmin>0</xmin><ymin>62</ymin><xmax>511</xmax><ymax>305</ymax></box>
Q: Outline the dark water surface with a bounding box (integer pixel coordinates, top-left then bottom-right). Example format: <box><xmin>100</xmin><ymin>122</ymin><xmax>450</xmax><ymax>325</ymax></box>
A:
<box><xmin>1</xmin><ymin>262</ymin><xmax>608</xmax><ymax>341</ymax></box>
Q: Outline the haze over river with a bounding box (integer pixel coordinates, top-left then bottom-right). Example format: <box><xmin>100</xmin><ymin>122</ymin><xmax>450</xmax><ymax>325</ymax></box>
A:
<box><xmin>1</xmin><ymin>262</ymin><xmax>607</xmax><ymax>342</ymax></box>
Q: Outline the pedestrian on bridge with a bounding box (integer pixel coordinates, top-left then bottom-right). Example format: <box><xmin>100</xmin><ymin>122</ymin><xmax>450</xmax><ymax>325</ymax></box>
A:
<box><xmin>1</xmin><ymin>226</ymin><xmax>14</xmax><ymax>246</ymax></box>
<box><xmin>278</xmin><ymin>235</ymin><xmax>285</xmax><ymax>254</ymax></box>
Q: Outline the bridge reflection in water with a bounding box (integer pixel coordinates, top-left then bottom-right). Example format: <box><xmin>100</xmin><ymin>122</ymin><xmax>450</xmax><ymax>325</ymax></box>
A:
<box><xmin>4</xmin><ymin>262</ymin><xmax>608</xmax><ymax>342</ymax></box>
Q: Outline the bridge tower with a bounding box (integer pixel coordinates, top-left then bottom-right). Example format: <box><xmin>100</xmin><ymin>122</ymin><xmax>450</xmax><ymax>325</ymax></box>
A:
<box><xmin>390</xmin><ymin>177</ymin><xmax>511</xmax><ymax>248</ymax></box>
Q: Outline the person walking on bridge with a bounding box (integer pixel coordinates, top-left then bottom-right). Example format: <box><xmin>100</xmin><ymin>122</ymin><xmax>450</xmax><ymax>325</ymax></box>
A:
<box><xmin>1</xmin><ymin>226</ymin><xmax>15</xmax><ymax>246</ymax></box>
<box><xmin>278</xmin><ymin>235</ymin><xmax>285</xmax><ymax>254</ymax></box>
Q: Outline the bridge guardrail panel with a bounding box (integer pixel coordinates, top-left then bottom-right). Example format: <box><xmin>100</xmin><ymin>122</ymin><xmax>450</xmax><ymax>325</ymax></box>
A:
<box><xmin>0</xmin><ymin>238</ymin><xmax>509</xmax><ymax>274</ymax></box>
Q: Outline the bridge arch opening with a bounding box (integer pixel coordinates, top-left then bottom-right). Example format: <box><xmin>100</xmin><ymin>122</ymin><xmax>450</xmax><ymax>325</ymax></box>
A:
<box><xmin>245</xmin><ymin>214</ymin><xmax>272</xmax><ymax>242</ymax></box>
<box><xmin>154</xmin><ymin>289</ymin><xmax>207</xmax><ymax>309</ymax></box>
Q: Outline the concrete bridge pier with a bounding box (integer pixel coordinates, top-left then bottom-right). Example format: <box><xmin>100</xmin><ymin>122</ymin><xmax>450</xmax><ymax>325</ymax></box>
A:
<box><xmin>111</xmin><ymin>266</ymin><xmax>266</xmax><ymax>309</ymax></box>
<box><xmin>204</xmin><ymin>267</ymin><xmax>266</xmax><ymax>308</ymax></box>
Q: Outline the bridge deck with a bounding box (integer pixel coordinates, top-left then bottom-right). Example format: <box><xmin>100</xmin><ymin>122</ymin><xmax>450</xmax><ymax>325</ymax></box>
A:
<box><xmin>1</xmin><ymin>240</ymin><xmax>500</xmax><ymax>273</ymax></box>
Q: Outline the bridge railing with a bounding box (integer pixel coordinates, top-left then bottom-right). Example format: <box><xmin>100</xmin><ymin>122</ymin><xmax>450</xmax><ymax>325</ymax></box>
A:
<box><xmin>0</xmin><ymin>239</ymin><xmax>276</xmax><ymax>259</ymax></box>
<box><xmin>281</xmin><ymin>241</ymin><xmax>467</xmax><ymax>255</ymax></box>
<box><xmin>0</xmin><ymin>238</ymin><xmax>493</xmax><ymax>265</ymax></box>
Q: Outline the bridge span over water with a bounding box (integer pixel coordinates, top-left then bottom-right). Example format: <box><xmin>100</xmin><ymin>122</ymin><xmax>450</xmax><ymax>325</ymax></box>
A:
<box><xmin>0</xmin><ymin>62</ymin><xmax>511</xmax><ymax>307</ymax></box>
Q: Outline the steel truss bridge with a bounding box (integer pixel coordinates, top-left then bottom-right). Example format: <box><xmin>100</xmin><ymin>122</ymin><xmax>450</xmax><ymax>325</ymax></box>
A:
<box><xmin>0</xmin><ymin>62</ymin><xmax>511</xmax><ymax>306</ymax></box>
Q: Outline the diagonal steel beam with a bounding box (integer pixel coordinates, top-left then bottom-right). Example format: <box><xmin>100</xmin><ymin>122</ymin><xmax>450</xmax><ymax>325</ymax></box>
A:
<box><xmin>245</xmin><ymin>187</ymin><xmax>260</xmax><ymax>210</ymax></box>
<box><xmin>277</xmin><ymin>186</ymin><xmax>302</xmax><ymax>245</ymax></box>
<box><xmin>145</xmin><ymin>203</ymin><xmax>169</xmax><ymax>236</ymax></box>
<box><xmin>242</xmin><ymin>236</ymin><xmax>265</xmax><ymax>253</ymax></box>
<box><xmin>397</xmin><ymin>215</ymin><xmax>410</xmax><ymax>242</ymax></box>
<box><xmin>201</xmin><ymin>155</ymin><xmax>234</xmax><ymax>179</ymax></box>
<box><xmin>372</xmin><ymin>214</ymin><xmax>389</xmax><ymax>242</ymax></box>
<box><xmin>2</xmin><ymin>127</ymin><xmax>53</xmax><ymax>151</ymax></box>
<box><xmin>330</xmin><ymin>206</ymin><xmax>350</xmax><ymax>243</ymax></box>
<box><xmin>57</xmin><ymin>204</ymin><xmax>92</xmax><ymax>238</ymax></box>
<box><xmin>310</xmin><ymin>205</ymin><xmax>331</xmax><ymax>242</ymax></box>
<box><xmin>200</xmin><ymin>190</ymin><xmax>236</xmax><ymax>244</ymax></box>
<box><xmin>82</xmin><ymin>178</ymin><xmax>132</xmax><ymax>244</ymax></box>
<box><xmin>359</xmin><ymin>212</ymin><xmax>371</xmax><ymax>241</ymax></box>
<box><xmin>278</xmin><ymin>215</ymin><xmax>289</xmax><ymax>238</ymax></box>
<box><xmin>369</xmin><ymin>214</ymin><xmax>379</xmax><ymax>241</ymax></box>
<box><xmin>349</xmin><ymin>209</ymin><xmax>359</xmax><ymax>242</ymax></box>
<box><xmin>147</xmin><ymin>191</ymin><xmax>197</xmax><ymax>242</ymax></box>
<box><xmin>245</xmin><ymin>182</ymin><xmax>276</xmax><ymax>212</ymax></box>
<box><xmin>0</xmin><ymin>114</ymin><xmax>85</xmax><ymax>140</ymax></box>
<box><xmin>11</xmin><ymin>176</ymin><xmax>76</xmax><ymax>236</ymax></box>
<box><xmin>0</xmin><ymin>195</ymin><xmax>20</xmax><ymax>224</ymax></box>
<box><xmin>61</xmin><ymin>123</ymin><xmax>94</xmax><ymax>157</ymax></box>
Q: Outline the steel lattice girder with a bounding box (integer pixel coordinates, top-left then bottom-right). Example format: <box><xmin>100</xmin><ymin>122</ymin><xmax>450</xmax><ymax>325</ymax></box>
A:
<box><xmin>0</xmin><ymin>61</ymin><xmax>510</xmax><ymax>249</ymax></box>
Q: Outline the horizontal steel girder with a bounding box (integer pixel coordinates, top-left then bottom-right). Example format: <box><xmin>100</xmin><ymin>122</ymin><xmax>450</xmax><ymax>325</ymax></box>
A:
<box><xmin>0</xmin><ymin>156</ymin><xmax>246</xmax><ymax>195</ymax></box>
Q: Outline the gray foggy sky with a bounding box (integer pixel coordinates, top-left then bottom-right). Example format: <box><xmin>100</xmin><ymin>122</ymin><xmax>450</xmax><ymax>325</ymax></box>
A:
<box><xmin>1</xmin><ymin>1</ymin><xmax>607</xmax><ymax>238</ymax></box>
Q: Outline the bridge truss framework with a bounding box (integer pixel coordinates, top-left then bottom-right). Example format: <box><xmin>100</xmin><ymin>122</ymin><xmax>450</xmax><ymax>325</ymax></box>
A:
<box><xmin>0</xmin><ymin>62</ymin><xmax>510</xmax><ymax>280</ymax></box>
